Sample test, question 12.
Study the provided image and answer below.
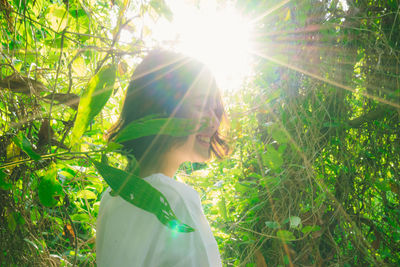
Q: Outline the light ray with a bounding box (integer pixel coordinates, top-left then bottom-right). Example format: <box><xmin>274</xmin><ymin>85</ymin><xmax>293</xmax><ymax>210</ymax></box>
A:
<box><xmin>253</xmin><ymin>51</ymin><xmax>400</xmax><ymax>109</ymax></box>
<box><xmin>250</xmin><ymin>0</ymin><xmax>291</xmax><ymax>24</ymax></box>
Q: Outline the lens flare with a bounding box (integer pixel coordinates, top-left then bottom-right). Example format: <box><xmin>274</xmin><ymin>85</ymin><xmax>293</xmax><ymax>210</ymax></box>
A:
<box><xmin>151</xmin><ymin>1</ymin><xmax>254</xmax><ymax>91</ymax></box>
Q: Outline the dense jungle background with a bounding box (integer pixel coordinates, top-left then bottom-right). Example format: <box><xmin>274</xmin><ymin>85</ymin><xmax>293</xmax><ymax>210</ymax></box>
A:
<box><xmin>1</xmin><ymin>0</ymin><xmax>399</xmax><ymax>266</ymax></box>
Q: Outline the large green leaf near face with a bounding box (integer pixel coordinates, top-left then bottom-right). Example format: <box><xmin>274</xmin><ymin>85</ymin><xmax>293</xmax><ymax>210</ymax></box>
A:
<box><xmin>114</xmin><ymin>116</ymin><xmax>197</xmax><ymax>143</ymax></box>
<box><xmin>91</xmin><ymin>159</ymin><xmax>194</xmax><ymax>233</ymax></box>
<box><xmin>71</xmin><ymin>64</ymin><xmax>117</xmax><ymax>147</ymax></box>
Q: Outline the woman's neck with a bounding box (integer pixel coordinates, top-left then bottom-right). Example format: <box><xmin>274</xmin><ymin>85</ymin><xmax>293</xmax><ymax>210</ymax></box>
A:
<box><xmin>139</xmin><ymin>165</ymin><xmax>176</xmax><ymax>178</ymax></box>
<box><xmin>139</xmin><ymin>152</ymin><xmax>182</xmax><ymax>178</ymax></box>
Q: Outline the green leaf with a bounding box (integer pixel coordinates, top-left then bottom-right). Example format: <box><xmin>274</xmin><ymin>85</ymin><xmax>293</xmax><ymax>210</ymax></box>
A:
<box><xmin>44</xmin><ymin>36</ymin><xmax>70</xmax><ymax>48</ymax></box>
<box><xmin>262</xmin><ymin>144</ymin><xmax>283</xmax><ymax>171</ymax></box>
<box><xmin>265</xmin><ymin>221</ymin><xmax>280</xmax><ymax>229</ymax></box>
<box><xmin>13</xmin><ymin>133</ymin><xmax>41</xmax><ymax>161</ymax></box>
<box><xmin>91</xmin><ymin>159</ymin><xmax>194</xmax><ymax>233</ymax></box>
<box><xmin>268</xmin><ymin>124</ymin><xmax>288</xmax><ymax>144</ymax></box>
<box><xmin>71</xmin><ymin>213</ymin><xmax>90</xmax><ymax>222</ymax></box>
<box><xmin>76</xmin><ymin>189</ymin><xmax>97</xmax><ymax>200</ymax></box>
<box><xmin>45</xmin><ymin>4</ymin><xmax>68</xmax><ymax>31</ymax></box>
<box><xmin>71</xmin><ymin>64</ymin><xmax>117</xmax><ymax>147</ymax></box>
<box><xmin>105</xmin><ymin>142</ymin><xmax>124</xmax><ymax>152</ymax></box>
<box><xmin>38</xmin><ymin>166</ymin><xmax>64</xmax><ymax>207</ymax></box>
<box><xmin>68</xmin><ymin>8</ymin><xmax>87</xmax><ymax>18</ymax></box>
<box><xmin>93</xmin><ymin>201</ymin><xmax>101</xmax><ymax>214</ymax></box>
<box><xmin>29</xmin><ymin>0</ymin><xmax>44</xmax><ymax>17</ymax></box>
<box><xmin>235</xmin><ymin>182</ymin><xmax>250</xmax><ymax>193</ymax></box>
<box><xmin>301</xmin><ymin>225</ymin><xmax>321</xmax><ymax>235</ymax></box>
<box><xmin>114</xmin><ymin>117</ymin><xmax>196</xmax><ymax>143</ymax></box>
<box><xmin>71</xmin><ymin>56</ymin><xmax>87</xmax><ymax>75</ymax></box>
<box><xmin>289</xmin><ymin>216</ymin><xmax>301</xmax><ymax>228</ymax></box>
<box><xmin>30</xmin><ymin>207</ymin><xmax>41</xmax><ymax>225</ymax></box>
<box><xmin>276</xmin><ymin>230</ymin><xmax>295</xmax><ymax>241</ymax></box>
<box><xmin>0</xmin><ymin>169</ymin><xmax>12</xmax><ymax>190</ymax></box>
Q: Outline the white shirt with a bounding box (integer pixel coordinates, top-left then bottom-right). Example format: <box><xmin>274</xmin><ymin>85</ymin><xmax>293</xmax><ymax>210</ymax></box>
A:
<box><xmin>96</xmin><ymin>173</ymin><xmax>222</xmax><ymax>267</ymax></box>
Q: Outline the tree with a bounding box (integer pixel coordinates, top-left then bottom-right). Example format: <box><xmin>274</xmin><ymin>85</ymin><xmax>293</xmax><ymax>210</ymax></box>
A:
<box><xmin>1</xmin><ymin>0</ymin><xmax>399</xmax><ymax>266</ymax></box>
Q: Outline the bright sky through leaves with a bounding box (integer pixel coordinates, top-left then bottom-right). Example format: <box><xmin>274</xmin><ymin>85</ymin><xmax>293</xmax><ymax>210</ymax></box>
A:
<box><xmin>148</xmin><ymin>0</ymin><xmax>254</xmax><ymax>92</ymax></box>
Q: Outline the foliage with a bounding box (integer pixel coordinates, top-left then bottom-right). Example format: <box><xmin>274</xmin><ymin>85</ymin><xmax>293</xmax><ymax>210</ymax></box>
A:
<box><xmin>1</xmin><ymin>0</ymin><xmax>399</xmax><ymax>266</ymax></box>
<box><xmin>181</xmin><ymin>0</ymin><xmax>399</xmax><ymax>266</ymax></box>
<box><xmin>0</xmin><ymin>0</ymin><xmax>174</xmax><ymax>265</ymax></box>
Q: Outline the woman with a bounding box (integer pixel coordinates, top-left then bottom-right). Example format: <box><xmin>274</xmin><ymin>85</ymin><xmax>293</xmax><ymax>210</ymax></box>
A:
<box><xmin>96</xmin><ymin>50</ymin><xmax>229</xmax><ymax>266</ymax></box>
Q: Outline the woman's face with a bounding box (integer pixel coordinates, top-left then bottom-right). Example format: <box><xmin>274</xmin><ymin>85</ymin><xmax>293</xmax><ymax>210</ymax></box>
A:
<box><xmin>167</xmin><ymin>77</ymin><xmax>221</xmax><ymax>164</ymax></box>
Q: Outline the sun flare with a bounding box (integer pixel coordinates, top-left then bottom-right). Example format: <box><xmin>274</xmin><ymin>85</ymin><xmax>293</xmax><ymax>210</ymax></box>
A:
<box><xmin>151</xmin><ymin>1</ymin><xmax>254</xmax><ymax>91</ymax></box>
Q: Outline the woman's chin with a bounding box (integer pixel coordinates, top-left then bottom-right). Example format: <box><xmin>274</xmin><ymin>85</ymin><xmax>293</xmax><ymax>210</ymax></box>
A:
<box><xmin>190</xmin><ymin>150</ymin><xmax>210</xmax><ymax>163</ymax></box>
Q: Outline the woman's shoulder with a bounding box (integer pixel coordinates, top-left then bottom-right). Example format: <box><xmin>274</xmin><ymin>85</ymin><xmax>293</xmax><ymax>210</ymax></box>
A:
<box><xmin>143</xmin><ymin>173</ymin><xmax>200</xmax><ymax>205</ymax></box>
<box><xmin>98</xmin><ymin>173</ymin><xmax>201</xmax><ymax>220</ymax></box>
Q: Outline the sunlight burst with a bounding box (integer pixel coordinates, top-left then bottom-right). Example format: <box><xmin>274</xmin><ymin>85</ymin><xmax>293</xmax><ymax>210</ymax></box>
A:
<box><xmin>152</xmin><ymin>1</ymin><xmax>254</xmax><ymax>91</ymax></box>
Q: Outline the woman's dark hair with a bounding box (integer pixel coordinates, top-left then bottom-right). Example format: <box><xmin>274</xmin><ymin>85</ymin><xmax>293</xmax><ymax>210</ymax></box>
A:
<box><xmin>107</xmin><ymin>49</ymin><xmax>229</xmax><ymax>167</ymax></box>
